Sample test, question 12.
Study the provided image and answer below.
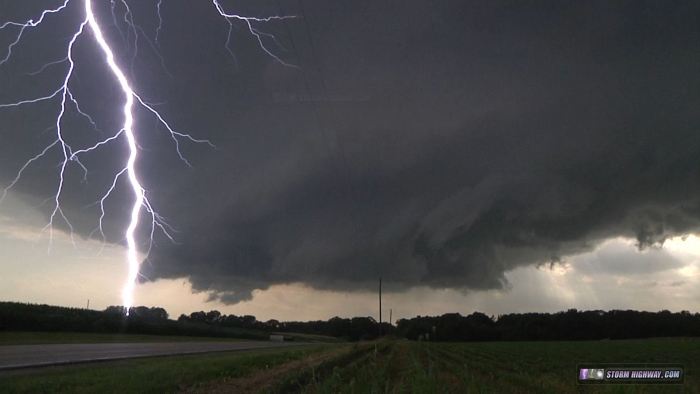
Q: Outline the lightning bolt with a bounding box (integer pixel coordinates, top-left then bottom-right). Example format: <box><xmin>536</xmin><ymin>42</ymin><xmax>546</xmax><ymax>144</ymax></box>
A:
<box><xmin>212</xmin><ymin>0</ymin><xmax>298</xmax><ymax>68</ymax></box>
<box><xmin>0</xmin><ymin>0</ymin><xmax>297</xmax><ymax>314</ymax></box>
<box><xmin>155</xmin><ymin>0</ymin><xmax>163</xmax><ymax>45</ymax></box>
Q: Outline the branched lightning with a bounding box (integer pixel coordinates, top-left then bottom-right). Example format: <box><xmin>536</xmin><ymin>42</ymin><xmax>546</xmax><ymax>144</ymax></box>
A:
<box><xmin>212</xmin><ymin>0</ymin><xmax>298</xmax><ymax>68</ymax></box>
<box><xmin>0</xmin><ymin>0</ymin><xmax>297</xmax><ymax>313</ymax></box>
<box><xmin>0</xmin><ymin>0</ymin><xmax>72</xmax><ymax>66</ymax></box>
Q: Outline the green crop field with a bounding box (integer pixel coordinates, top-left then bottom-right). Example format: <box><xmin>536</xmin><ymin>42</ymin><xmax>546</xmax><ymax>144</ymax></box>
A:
<box><xmin>2</xmin><ymin>338</ymin><xmax>698</xmax><ymax>393</ymax></box>
<box><xmin>299</xmin><ymin>338</ymin><xmax>700</xmax><ymax>393</ymax></box>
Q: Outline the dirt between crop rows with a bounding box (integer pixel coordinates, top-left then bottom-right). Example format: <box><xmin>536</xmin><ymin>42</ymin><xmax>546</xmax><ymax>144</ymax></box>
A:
<box><xmin>180</xmin><ymin>346</ymin><xmax>353</xmax><ymax>394</ymax></box>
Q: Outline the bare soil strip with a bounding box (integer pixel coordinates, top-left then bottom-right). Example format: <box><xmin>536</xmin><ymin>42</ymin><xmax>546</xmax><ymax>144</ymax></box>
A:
<box><xmin>182</xmin><ymin>345</ymin><xmax>360</xmax><ymax>393</ymax></box>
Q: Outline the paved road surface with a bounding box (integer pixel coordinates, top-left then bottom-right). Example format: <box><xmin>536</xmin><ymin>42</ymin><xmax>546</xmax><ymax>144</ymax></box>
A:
<box><xmin>0</xmin><ymin>341</ymin><xmax>306</xmax><ymax>370</ymax></box>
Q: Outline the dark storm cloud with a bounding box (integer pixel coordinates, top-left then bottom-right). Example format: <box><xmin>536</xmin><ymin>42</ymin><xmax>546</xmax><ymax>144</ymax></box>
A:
<box><xmin>2</xmin><ymin>1</ymin><xmax>700</xmax><ymax>303</ymax></box>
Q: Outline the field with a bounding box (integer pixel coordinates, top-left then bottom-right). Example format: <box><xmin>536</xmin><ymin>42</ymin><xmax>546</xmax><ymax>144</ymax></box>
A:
<box><xmin>301</xmin><ymin>339</ymin><xmax>699</xmax><ymax>393</ymax></box>
<box><xmin>1</xmin><ymin>338</ymin><xmax>698</xmax><ymax>393</ymax></box>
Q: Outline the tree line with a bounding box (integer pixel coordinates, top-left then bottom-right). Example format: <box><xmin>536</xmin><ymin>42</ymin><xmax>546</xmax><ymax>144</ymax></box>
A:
<box><xmin>395</xmin><ymin>309</ymin><xmax>700</xmax><ymax>341</ymax></box>
<box><xmin>177</xmin><ymin>311</ymin><xmax>393</xmax><ymax>341</ymax></box>
<box><xmin>0</xmin><ymin>302</ymin><xmax>266</xmax><ymax>340</ymax></box>
<box><xmin>1</xmin><ymin>302</ymin><xmax>699</xmax><ymax>341</ymax></box>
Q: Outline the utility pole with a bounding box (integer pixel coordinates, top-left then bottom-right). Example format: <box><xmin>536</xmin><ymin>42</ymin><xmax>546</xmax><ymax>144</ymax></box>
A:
<box><xmin>86</xmin><ymin>299</ymin><xmax>90</xmax><ymax>309</ymax></box>
<box><xmin>379</xmin><ymin>277</ymin><xmax>382</xmax><ymax>336</ymax></box>
<box><xmin>390</xmin><ymin>308</ymin><xmax>392</xmax><ymax>326</ymax></box>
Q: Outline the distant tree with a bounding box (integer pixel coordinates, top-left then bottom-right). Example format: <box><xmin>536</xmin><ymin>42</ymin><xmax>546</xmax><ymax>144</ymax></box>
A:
<box><xmin>189</xmin><ymin>311</ymin><xmax>207</xmax><ymax>323</ymax></box>
<box><xmin>105</xmin><ymin>305</ymin><xmax>126</xmax><ymax>315</ymax></box>
<box><xmin>241</xmin><ymin>315</ymin><xmax>256</xmax><ymax>327</ymax></box>
<box><xmin>205</xmin><ymin>310</ymin><xmax>222</xmax><ymax>323</ymax></box>
<box><xmin>265</xmin><ymin>319</ymin><xmax>280</xmax><ymax>330</ymax></box>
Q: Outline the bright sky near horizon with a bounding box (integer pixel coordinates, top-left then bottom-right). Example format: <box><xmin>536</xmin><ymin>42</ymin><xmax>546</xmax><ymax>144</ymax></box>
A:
<box><xmin>2</xmin><ymin>192</ymin><xmax>698</xmax><ymax>321</ymax></box>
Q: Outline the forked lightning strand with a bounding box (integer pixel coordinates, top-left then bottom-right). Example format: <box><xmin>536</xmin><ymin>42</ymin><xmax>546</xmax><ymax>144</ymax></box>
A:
<box><xmin>0</xmin><ymin>0</ymin><xmax>297</xmax><ymax>313</ymax></box>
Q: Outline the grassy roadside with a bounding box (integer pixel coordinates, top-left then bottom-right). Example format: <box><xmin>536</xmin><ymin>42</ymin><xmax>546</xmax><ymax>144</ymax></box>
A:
<box><xmin>1</xmin><ymin>345</ymin><xmax>333</xmax><ymax>394</ymax></box>
<box><xmin>0</xmin><ymin>331</ymin><xmax>248</xmax><ymax>346</ymax></box>
<box><xmin>275</xmin><ymin>332</ymin><xmax>342</xmax><ymax>343</ymax></box>
<box><xmin>185</xmin><ymin>344</ymin><xmax>361</xmax><ymax>393</ymax></box>
<box><xmin>271</xmin><ymin>342</ymin><xmax>380</xmax><ymax>392</ymax></box>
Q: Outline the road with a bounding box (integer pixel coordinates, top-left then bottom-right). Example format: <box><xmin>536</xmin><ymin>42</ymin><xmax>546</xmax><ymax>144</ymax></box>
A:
<box><xmin>0</xmin><ymin>341</ymin><xmax>306</xmax><ymax>370</ymax></box>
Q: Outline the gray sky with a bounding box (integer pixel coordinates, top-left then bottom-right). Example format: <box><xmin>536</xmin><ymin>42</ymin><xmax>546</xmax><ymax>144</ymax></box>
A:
<box><xmin>1</xmin><ymin>0</ymin><xmax>699</xmax><ymax>320</ymax></box>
